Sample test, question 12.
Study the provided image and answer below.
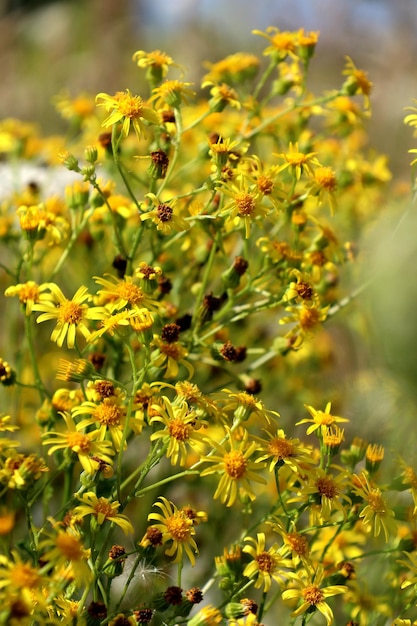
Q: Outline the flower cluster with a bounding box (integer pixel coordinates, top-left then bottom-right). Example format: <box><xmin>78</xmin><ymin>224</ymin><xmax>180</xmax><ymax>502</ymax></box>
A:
<box><xmin>0</xmin><ymin>25</ymin><xmax>414</xmax><ymax>626</ymax></box>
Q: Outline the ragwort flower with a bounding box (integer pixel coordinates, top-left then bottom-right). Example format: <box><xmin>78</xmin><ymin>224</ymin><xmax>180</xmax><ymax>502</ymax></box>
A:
<box><xmin>351</xmin><ymin>472</ymin><xmax>396</xmax><ymax>541</ymax></box>
<box><xmin>243</xmin><ymin>533</ymin><xmax>291</xmax><ymax>592</ymax></box>
<box><xmin>146</xmin><ymin>497</ymin><xmax>198</xmax><ymax>565</ymax></box>
<box><xmin>42</xmin><ymin>411</ymin><xmax>115</xmax><ymax>474</ymax></box>
<box><xmin>200</xmin><ymin>428</ymin><xmax>266</xmax><ymax>507</ymax></box>
<box><xmin>32</xmin><ymin>284</ymin><xmax>105</xmax><ymax>349</ymax></box>
<box><xmin>297</xmin><ymin>402</ymin><xmax>349</xmax><ymax>436</ymax></box>
<box><xmin>282</xmin><ymin>564</ymin><xmax>347</xmax><ymax>625</ymax></box>
<box><xmin>73</xmin><ymin>491</ymin><xmax>133</xmax><ymax>535</ymax></box>
<box><xmin>150</xmin><ymin>397</ymin><xmax>208</xmax><ymax>466</ymax></box>
<box><xmin>218</xmin><ymin>177</ymin><xmax>270</xmax><ymax>238</ymax></box>
<box><xmin>96</xmin><ymin>89</ymin><xmax>160</xmax><ymax>140</ymax></box>
<box><xmin>71</xmin><ymin>396</ymin><xmax>127</xmax><ymax>451</ymax></box>
<box><xmin>132</xmin><ymin>49</ymin><xmax>180</xmax><ymax>83</ymax></box>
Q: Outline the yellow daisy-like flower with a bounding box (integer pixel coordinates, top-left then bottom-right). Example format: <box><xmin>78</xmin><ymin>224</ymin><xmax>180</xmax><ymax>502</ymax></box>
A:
<box><xmin>146</xmin><ymin>497</ymin><xmax>198</xmax><ymax>565</ymax></box>
<box><xmin>42</xmin><ymin>411</ymin><xmax>115</xmax><ymax>474</ymax></box>
<box><xmin>0</xmin><ymin>550</ymin><xmax>48</xmax><ymax>609</ymax></box>
<box><xmin>218</xmin><ymin>177</ymin><xmax>270</xmax><ymax>239</ymax></box>
<box><xmin>4</xmin><ymin>280</ymin><xmax>52</xmax><ymax>316</ymax></box>
<box><xmin>214</xmin><ymin>388</ymin><xmax>280</xmax><ymax>424</ymax></box>
<box><xmin>73</xmin><ymin>491</ymin><xmax>133</xmax><ymax>535</ymax></box>
<box><xmin>200</xmin><ymin>428</ymin><xmax>266</xmax><ymax>507</ymax></box>
<box><xmin>32</xmin><ymin>283</ymin><xmax>105</xmax><ymax>349</ymax></box>
<box><xmin>71</xmin><ymin>397</ymin><xmax>127</xmax><ymax>451</ymax></box>
<box><xmin>38</xmin><ymin>520</ymin><xmax>92</xmax><ymax>585</ymax></box>
<box><xmin>351</xmin><ymin>472</ymin><xmax>396</xmax><ymax>542</ymax></box>
<box><xmin>132</xmin><ymin>49</ymin><xmax>180</xmax><ymax>81</ymax></box>
<box><xmin>96</xmin><ymin>89</ymin><xmax>160</xmax><ymax>140</ymax></box>
<box><xmin>150</xmin><ymin>397</ymin><xmax>208</xmax><ymax>466</ymax></box>
<box><xmin>201</xmin><ymin>81</ymin><xmax>241</xmax><ymax>112</ymax></box>
<box><xmin>257</xmin><ymin>428</ymin><xmax>315</xmax><ymax>475</ymax></box>
<box><xmin>297</xmin><ymin>402</ymin><xmax>349</xmax><ymax>436</ymax></box>
<box><xmin>151</xmin><ymin>335</ymin><xmax>194</xmax><ymax>380</ymax></box>
<box><xmin>243</xmin><ymin>533</ymin><xmax>291</xmax><ymax>592</ymax></box>
<box><xmin>282</xmin><ymin>564</ymin><xmax>347</xmax><ymax>625</ymax></box>
<box><xmin>288</xmin><ymin>467</ymin><xmax>351</xmax><ymax>521</ymax></box>
<box><xmin>141</xmin><ymin>192</ymin><xmax>190</xmax><ymax>235</ymax></box>
<box><xmin>94</xmin><ymin>273</ymin><xmax>159</xmax><ymax>313</ymax></box>
<box><xmin>342</xmin><ymin>56</ymin><xmax>373</xmax><ymax>109</ymax></box>
<box><xmin>202</xmin><ymin>52</ymin><xmax>259</xmax><ymax>84</ymax></box>
<box><xmin>274</xmin><ymin>141</ymin><xmax>321</xmax><ymax>181</ymax></box>
<box><xmin>149</xmin><ymin>80</ymin><xmax>195</xmax><ymax>109</ymax></box>
<box><xmin>253</xmin><ymin>26</ymin><xmax>299</xmax><ymax>60</ymax></box>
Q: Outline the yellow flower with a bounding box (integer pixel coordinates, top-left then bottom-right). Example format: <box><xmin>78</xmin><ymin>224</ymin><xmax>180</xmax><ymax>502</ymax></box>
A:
<box><xmin>71</xmin><ymin>397</ymin><xmax>127</xmax><ymax>451</ymax></box>
<box><xmin>146</xmin><ymin>497</ymin><xmax>198</xmax><ymax>565</ymax></box>
<box><xmin>342</xmin><ymin>56</ymin><xmax>373</xmax><ymax>109</ymax></box>
<box><xmin>0</xmin><ymin>551</ymin><xmax>48</xmax><ymax>609</ymax></box>
<box><xmin>150</xmin><ymin>397</ymin><xmax>208</xmax><ymax>466</ymax></box>
<box><xmin>96</xmin><ymin>89</ymin><xmax>160</xmax><ymax>140</ymax></box>
<box><xmin>32</xmin><ymin>283</ymin><xmax>105</xmax><ymax>349</ymax></box>
<box><xmin>279</xmin><ymin>302</ymin><xmax>330</xmax><ymax>345</ymax></box>
<box><xmin>305</xmin><ymin>166</ymin><xmax>338</xmax><ymax>214</ymax></box>
<box><xmin>351</xmin><ymin>472</ymin><xmax>396</xmax><ymax>541</ymax></box>
<box><xmin>93</xmin><ymin>273</ymin><xmax>159</xmax><ymax>312</ymax></box>
<box><xmin>4</xmin><ymin>281</ymin><xmax>51</xmax><ymax>315</ymax></box>
<box><xmin>288</xmin><ymin>467</ymin><xmax>351</xmax><ymax>521</ymax></box>
<box><xmin>214</xmin><ymin>388</ymin><xmax>280</xmax><ymax>424</ymax></box>
<box><xmin>202</xmin><ymin>81</ymin><xmax>241</xmax><ymax>112</ymax></box>
<box><xmin>151</xmin><ymin>335</ymin><xmax>194</xmax><ymax>379</ymax></box>
<box><xmin>141</xmin><ymin>192</ymin><xmax>190</xmax><ymax>234</ymax></box>
<box><xmin>275</xmin><ymin>141</ymin><xmax>321</xmax><ymax>181</ymax></box>
<box><xmin>200</xmin><ymin>428</ymin><xmax>266</xmax><ymax>507</ymax></box>
<box><xmin>283</xmin><ymin>269</ymin><xmax>317</xmax><ymax>306</ymax></box>
<box><xmin>132</xmin><ymin>49</ymin><xmax>180</xmax><ymax>82</ymax></box>
<box><xmin>243</xmin><ymin>533</ymin><xmax>291</xmax><ymax>592</ymax></box>
<box><xmin>73</xmin><ymin>491</ymin><xmax>133</xmax><ymax>535</ymax></box>
<box><xmin>297</xmin><ymin>402</ymin><xmax>349</xmax><ymax>436</ymax></box>
<box><xmin>38</xmin><ymin>520</ymin><xmax>92</xmax><ymax>585</ymax></box>
<box><xmin>203</xmin><ymin>52</ymin><xmax>259</xmax><ymax>84</ymax></box>
<box><xmin>282</xmin><ymin>564</ymin><xmax>347</xmax><ymax>625</ymax></box>
<box><xmin>218</xmin><ymin>177</ymin><xmax>270</xmax><ymax>239</ymax></box>
<box><xmin>252</xmin><ymin>26</ymin><xmax>299</xmax><ymax>60</ymax></box>
<box><xmin>42</xmin><ymin>411</ymin><xmax>115</xmax><ymax>474</ymax></box>
<box><xmin>257</xmin><ymin>428</ymin><xmax>315</xmax><ymax>474</ymax></box>
<box><xmin>150</xmin><ymin>80</ymin><xmax>195</xmax><ymax>109</ymax></box>
<box><xmin>188</xmin><ymin>604</ymin><xmax>223</xmax><ymax>626</ymax></box>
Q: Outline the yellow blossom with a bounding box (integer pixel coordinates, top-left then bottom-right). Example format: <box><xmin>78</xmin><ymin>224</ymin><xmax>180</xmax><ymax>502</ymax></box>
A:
<box><xmin>96</xmin><ymin>89</ymin><xmax>160</xmax><ymax>140</ymax></box>
<box><xmin>146</xmin><ymin>497</ymin><xmax>198</xmax><ymax>565</ymax></box>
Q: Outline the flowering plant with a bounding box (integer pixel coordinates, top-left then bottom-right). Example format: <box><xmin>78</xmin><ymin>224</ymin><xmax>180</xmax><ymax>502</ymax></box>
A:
<box><xmin>0</xmin><ymin>26</ymin><xmax>416</xmax><ymax>626</ymax></box>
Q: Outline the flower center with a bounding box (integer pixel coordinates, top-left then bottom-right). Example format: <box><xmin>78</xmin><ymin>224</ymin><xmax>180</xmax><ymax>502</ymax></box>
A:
<box><xmin>316</xmin><ymin>476</ymin><xmax>338</xmax><ymax>499</ymax></box>
<box><xmin>116</xmin><ymin>282</ymin><xmax>144</xmax><ymax>304</ymax></box>
<box><xmin>367</xmin><ymin>492</ymin><xmax>387</xmax><ymax>514</ymax></box>
<box><xmin>160</xmin><ymin>343</ymin><xmax>182</xmax><ymax>360</ymax></box>
<box><xmin>286</xmin><ymin>152</ymin><xmax>307</xmax><ymax>166</ymax></box>
<box><xmin>117</xmin><ymin>93</ymin><xmax>144</xmax><ymax>118</ymax></box>
<box><xmin>157</xmin><ymin>204</ymin><xmax>173</xmax><ymax>223</ymax></box>
<box><xmin>19</xmin><ymin>283</ymin><xmax>39</xmax><ymax>303</ymax></box>
<box><xmin>296</xmin><ymin>282</ymin><xmax>314</xmax><ymax>300</ymax></box>
<box><xmin>58</xmin><ymin>300</ymin><xmax>84</xmax><ymax>325</ymax></box>
<box><xmin>168</xmin><ymin>419</ymin><xmax>191</xmax><ymax>442</ymax></box>
<box><xmin>268</xmin><ymin>437</ymin><xmax>295</xmax><ymax>460</ymax></box>
<box><xmin>93</xmin><ymin>499</ymin><xmax>115</xmax><ymax>519</ymax></box>
<box><xmin>315</xmin><ymin>166</ymin><xmax>337</xmax><ymax>191</ymax></box>
<box><xmin>10</xmin><ymin>563</ymin><xmax>40</xmax><ymax>589</ymax></box>
<box><xmin>165</xmin><ymin>513</ymin><xmax>192</xmax><ymax>542</ymax></box>
<box><xmin>257</xmin><ymin>175</ymin><xmax>274</xmax><ymax>195</ymax></box>
<box><xmin>300</xmin><ymin>307</ymin><xmax>321</xmax><ymax>331</ymax></box>
<box><xmin>302</xmin><ymin>583</ymin><xmax>324</xmax><ymax>605</ymax></box>
<box><xmin>256</xmin><ymin>551</ymin><xmax>275</xmax><ymax>572</ymax></box>
<box><xmin>286</xmin><ymin>532</ymin><xmax>310</xmax><ymax>557</ymax></box>
<box><xmin>56</xmin><ymin>533</ymin><xmax>84</xmax><ymax>560</ymax></box>
<box><xmin>93</xmin><ymin>402</ymin><xmax>123</xmax><ymax>426</ymax></box>
<box><xmin>235</xmin><ymin>192</ymin><xmax>255</xmax><ymax>216</ymax></box>
<box><xmin>224</xmin><ymin>450</ymin><xmax>247</xmax><ymax>479</ymax></box>
<box><xmin>66</xmin><ymin>431</ymin><xmax>92</xmax><ymax>453</ymax></box>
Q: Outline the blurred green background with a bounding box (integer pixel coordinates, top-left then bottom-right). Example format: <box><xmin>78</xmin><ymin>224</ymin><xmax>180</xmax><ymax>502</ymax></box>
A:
<box><xmin>2</xmin><ymin>0</ymin><xmax>417</xmax><ymax>460</ymax></box>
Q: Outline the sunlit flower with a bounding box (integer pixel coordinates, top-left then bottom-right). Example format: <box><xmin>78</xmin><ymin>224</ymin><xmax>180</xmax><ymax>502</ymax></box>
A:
<box><xmin>213</xmin><ymin>388</ymin><xmax>280</xmax><ymax>424</ymax></box>
<box><xmin>279</xmin><ymin>302</ymin><xmax>330</xmax><ymax>346</ymax></box>
<box><xmin>73</xmin><ymin>491</ymin><xmax>133</xmax><ymax>535</ymax></box>
<box><xmin>218</xmin><ymin>177</ymin><xmax>270</xmax><ymax>238</ymax></box>
<box><xmin>132</xmin><ymin>49</ymin><xmax>180</xmax><ymax>82</ymax></box>
<box><xmin>0</xmin><ymin>551</ymin><xmax>48</xmax><ymax>609</ymax></box>
<box><xmin>243</xmin><ymin>533</ymin><xmax>291</xmax><ymax>592</ymax></box>
<box><xmin>38</xmin><ymin>520</ymin><xmax>92</xmax><ymax>584</ymax></box>
<box><xmin>257</xmin><ymin>428</ymin><xmax>315</xmax><ymax>475</ymax></box>
<box><xmin>282</xmin><ymin>564</ymin><xmax>347</xmax><ymax>625</ymax></box>
<box><xmin>151</xmin><ymin>335</ymin><xmax>194</xmax><ymax>379</ymax></box>
<box><xmin>32</xmin><ymin>284</ymin><xmax>105</xmax><ymax>349</ymax></box>
<box><xmin>96</xmin><ymin>89</ymin><xmax>160</xmax><ymax>140</ymax></box>
<box><xmin>188</xmin><ymin>604</ymin><xmax>223</xmax><ymax>626</ymax></box>
<box><xmin>94</xmin><ymin>273</ymin><xmax>159</xmax><ymax>312</ymax></box>
<box><xmin>146</xmin><ymin>497</ymin><xmax>198</xmax><ymax>565</ymax></box>
<box><xmin>150</xmin><ymin>80</ymin><xmax>195</xmax><ymax>109</ymax></box>
<box><xmin>351</xmin><ymin>472</ymin><xmax>396</xmax><ymax>541</ymax></box>
<box><xmin>342</xmin><ymin>56</ymin><xmax>373</xmax><ymax>109</ymax></box>
<box><xmin>200</xmin><ymin>428</ymin><xmax>266</xmax><ymax>507</ymax></box>
<box><xmin>4</xmin><ymin>281</ymin><xmax>51</xmax><ymax>315</ymax></box>
<box><xmin>141</xmin><ymin>192</ymin><xmax>190</xmax><ymax>234</ymax></box>
<box><xmin>42</xmin><ymin>411</ymin><xmax>115</xmax><ymax>474</ymax></box>
<box><xmin>150</xmin><ymin>397</ymin><xmax>208</xmax><ymax>466</ymax></box>
<box><xmin>288</xmin><ymin>467</ymin><xmax>351</xmax><ymax>521</ymax></box>
<box><xmin>283</xmin><ymin>269</ymin><xmax>317</xmax><ymax>306</ymax></box>
<box><xmin>202</xmin><ymin>52</ymin><xmax>259</xmax><ymax>84</ymax></box>
<box><xmin>305</xmin><ymin>166</ymin><xmax>338</xmax><ymax>214</ymax></box>
<box><xmin>252</xmin><ymin>26</ymin><xmax>299</xmax><ymax>61</ymax></box>
<box><xmin>71</xmin><ymin>396</ymin><xmax>127</xmax><ymax>451</ymax></box>
<box><xmin>202</xmin><ymin>82</ymin><xmax>241</xmax><ymax>112</ymax></box>
<box><xmin>275</xmin><ymin>141</ymin><xmax>321</xmax><ymax>181</ymax></box>
<box><xmin>297</xmin><ymin>402</ymin><xmax>349</xmax><ymax>436</ymax></box>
